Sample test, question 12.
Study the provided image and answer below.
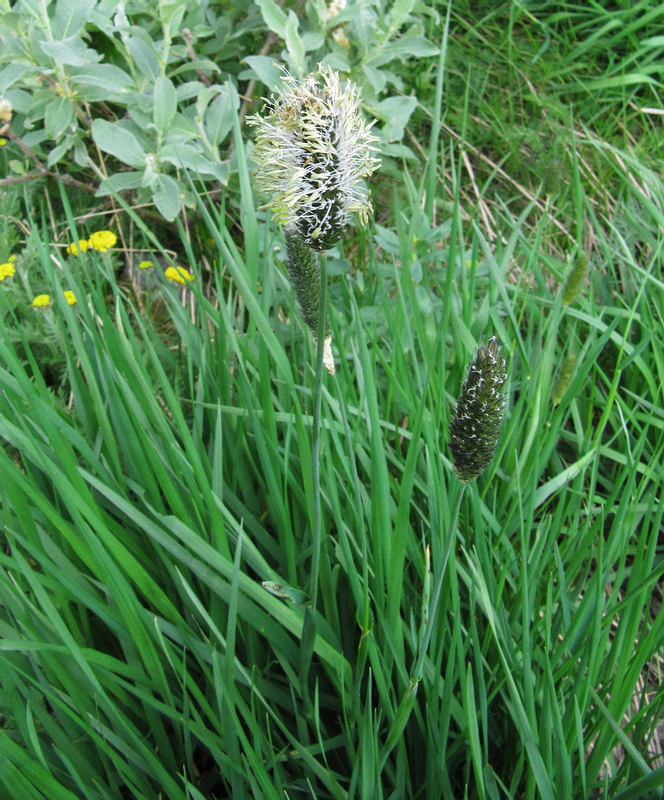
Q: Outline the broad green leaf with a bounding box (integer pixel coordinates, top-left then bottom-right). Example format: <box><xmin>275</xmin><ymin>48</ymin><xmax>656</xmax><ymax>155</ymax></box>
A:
<box><xmin>320</xmin><ymin>52</ymin><xmax>351</xmax><ymax>72</ymax></box>
<box><xmin>46</xmin><ymin>137</ymin><xmax>72</xmax><ymax>166</ymax></box>
<box><xmin>386</xmin><ymin>0</ymin><xmax>416</xmax><ymax>34</ymax></box>
<box><xmin>126</xmin><ymin>36</ymin><xmax>161</xmax><ymax>83</ymax></box>
<box><xmin>255</xmin><ymin>0</ymin><xmax>288</xmax><ymax>38</ymax></box>
<box><xmin>152</xmin><ymin>174</ymin><xmax>182</xmax><ymax>220</ymax></box>
<box><xmin>91</xmin><ymin>119</ymin><xmax>146</xmax><ymax>168</ymax></box>
<box><xmin>194</xmin><ymin>85</ymin><xmax>218</xmax><ymax>117</ymax></box>
<box><xmin>368</xmin><ymin>95</ymin><xmax>418</xmax><ymax>141</ymax></box>
<box><xmin>242</xmin><ymin>56</ymin><xmax>283</xmax><ymax>92</ymax></box>
<box><xmin>363</xmin><ymin>64</ymin><xmax>387</xmax><ymax>92</ymax></box>
<box><xmin>300</xmin><ymin>32</ymin><xmax>325</xmax><ymax>52</ymax></box>
<box><xmin>177</xmin><ymin>80</ymin><xmax>207</xmax><ymax>102</ymax></box>
<box><xmin>377</xmin><ymin>142</ymin><xmax>417</xmax><ymax>160</ymax></box>
<box><xmin>39</xmin><ymin>35</ymin><xmax>89</xmax><ymax>66</ymax></box>
<box><xmin>95</xmin><ymin>171</ymin><xmax>144</xmax><ymax>196</ymax></box>
<box><xmin>305</xmin><ymin>0</ymin><xmax>327</xmax><ymax>26</ymax></box>
<box><xmin>204</xmin><ymin>84</ymin><xmax>237</xmax><ymax>147</ymax></box>
<box><xmin>415</xmin><ymin>286</ymin><xmax>433</xmax><ymax>315</ymax></box>
<box><xmin>158</xmin><ymin>0</ymin><xmax>185</xmax><ymax>28</ymax></box>
<box><xmin>153</xmin><ymin>76</ymin><xmax>177</xmax><ymax>137</ymax></box>
<box><xmin>159</xmin><ymin>143</ymin><xmax>220</xmax><ymax>177</ymax></box>
<box><xmin>284</xmin><ymin>10</ymin><xmax>305</xmax><ymax>76</ymax></box>
<box><xmin>70</xmin><ymin>64</ymin><xmax>134</xmax><ymax>102</ymax></box>
<box><xmin>0</xmin><ymin>62</ymin><xmax>39</xmax><ymax>93</ymax></box>
<box><xmin>169</xmin><ymin>59</ymin><xmax>220</xmax><ymax>79</ymax></box>
<box><xmin>43</xmin><ymin>95</ymin><xmax>75</xmax><ymax>138</ymax></box>
<box><xmin>366</xmin><ymin>34</ymin><xmax>439</xmax><ymax>67</ymax></box>
<box><xmin>52</xmin><ymin>0</ymin><xmax>96</xmax><ymax>38</ymax></box>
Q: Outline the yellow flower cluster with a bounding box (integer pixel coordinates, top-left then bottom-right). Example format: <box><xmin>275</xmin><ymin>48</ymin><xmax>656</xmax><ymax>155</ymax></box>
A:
<box><xmin>66</xmin><ymin>229</ymin><xmax>118</xmax><ymax>255</ymax></box>
<box><xmin>138</xmin><ymin>260</ymin><xmax>153</xmax><ymax>269</ymax></box>
<box><xmin>165</xmin><ymin>266</ymin><xmax>194</xmax><ymax>285</ymax></box>
<box><xmin>0</xmin><ymin>261</ymin><xmax>15</xmax><ymax>280</ymax></box>
<box><xmin>66</xmin><ymin>239</ymin><xmax>90</xmax><ymax>255</ymax></box>
<box><xmin>88</xmin><ymin>230</ymin><xmax>117</xmax><ymax>252</ymax></box>
<box><xmin>31</xmin><ymin>291</ymin><xmax>77</xmax><ymax>308</ymax></box>
<box><xmin>32</xmin><ymin>294</ymin><xmax>51</xmax><ymax>308</ymax></box>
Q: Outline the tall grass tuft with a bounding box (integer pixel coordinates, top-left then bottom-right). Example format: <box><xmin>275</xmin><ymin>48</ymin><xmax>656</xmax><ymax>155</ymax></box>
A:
<box><xmin>0</xmin><ymin>8</ymin><xmax>663</xmax><ymax>799</ymax></box>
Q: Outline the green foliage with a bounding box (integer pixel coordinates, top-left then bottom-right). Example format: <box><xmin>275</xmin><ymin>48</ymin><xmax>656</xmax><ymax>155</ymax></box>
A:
<box><xmin>1</xmin><ymin>2</ymin><xmax>664</xmax><ymax>799</ymax></box>
<box><xmin>0</xmin><ymin>0</ymin><xmax>438</xmax><ymax>222</ymax></box>
<box><xmin>1</xmin><ymin>136</ymin><xmax>663</xmax><ymax>798</ymax></box>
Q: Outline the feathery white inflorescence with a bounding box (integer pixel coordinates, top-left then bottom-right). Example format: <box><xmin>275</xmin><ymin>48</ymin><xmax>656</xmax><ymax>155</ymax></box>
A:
<box><xmin>247</xmin><ymin>66</ymin><xmax>379</xmax><ymax>251</ymax></box>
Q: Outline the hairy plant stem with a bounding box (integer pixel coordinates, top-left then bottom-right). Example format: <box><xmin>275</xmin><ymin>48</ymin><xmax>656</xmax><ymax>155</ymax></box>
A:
<box><xmin>310</xmin><ymin>253</ymin><xmax>328</xmax><ymax>614</ymax></box>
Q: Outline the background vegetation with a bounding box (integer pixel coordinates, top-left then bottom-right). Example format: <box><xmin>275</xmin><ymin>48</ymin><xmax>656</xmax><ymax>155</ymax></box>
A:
<box><xmin>1</xmin><ymin>0</ymin><xmax>663</xmax><ymax>798</ymax></box>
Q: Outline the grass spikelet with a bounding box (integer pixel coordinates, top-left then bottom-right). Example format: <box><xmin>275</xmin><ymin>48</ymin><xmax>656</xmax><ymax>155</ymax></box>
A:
<box><xmin>562</xmin><ymin>254</ymin><xmax>589</xmax><ymax>306</ymax></box>
<box><xmin>552</xmin><ymin>352</ymin><xmax>577</xmax><ymax>406</ymax></box>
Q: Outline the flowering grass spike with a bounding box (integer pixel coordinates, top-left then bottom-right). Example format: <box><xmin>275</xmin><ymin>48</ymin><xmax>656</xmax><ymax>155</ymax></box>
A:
<box><xmin>552</xmin><ymin>352</ymin><xmax>576</xmax><ymax>406</ymax></box>
<box><xmin>448</xmin><ymin>337</ymin><xmax>507</xmax><ymax>482</ymax></box>
<box><xmin>284</xmin><ymin>229</ymin><xmax>327</xmax><ymax>337</ymax></box>
<box><xmin>562</xmin><ymin>253</ymin><xmax>588</xmax><ymax>306</ymax></box>
<box><xmin>284</xmin><ymin>229</ymin><xmax>334</xmax><ymax>373</ymax></box>
<box><xmin>248</xmin><ymin>65</ymin><xmax>378</xmax><ymax>251</ymax></box>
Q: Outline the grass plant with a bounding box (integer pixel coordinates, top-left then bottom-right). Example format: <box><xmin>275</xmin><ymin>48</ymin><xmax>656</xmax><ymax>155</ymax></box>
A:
<box><xmin>1</xmin><ymin>3</ymin><xmax>663</xmax><ymax>799</ymax></box>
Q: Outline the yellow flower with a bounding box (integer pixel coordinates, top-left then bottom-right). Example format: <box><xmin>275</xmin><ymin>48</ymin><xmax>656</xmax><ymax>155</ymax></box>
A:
<box><xmin>64</xmin><ymin>290</ymin><xmax>77</xmax><ymax>305</ymax></box>
<box><xmin>66</xmin><ymin>239</ymin><xmax>90</xmax><ymax>255</ymax></box>
<box><xmin>32</xmin><ymin>294</ymin><xmax>52</xmax><ymax>308</ymax></box>
<box><xmin>88</xmin><ymin>230</ymin><xmax>117</xmax><ymax>252</ymax></box>
<box><xmin>0</xmin><ymin>138</ymin><xmax>6</xmax><ymax>147</ymax></box>
<box><xmin>0</xmin><ymin>262</ymin><xmax>15</xmax><ymax>280</ymax></box>
<box><xmin>138</xmin><ymin>260</ymin><xmax>153</xmax><ymax>269</ymax></box>
<box><xmin>165</xmin><ymin>266</ymin><xmax>194</xmax><ymax>285</ymax></box>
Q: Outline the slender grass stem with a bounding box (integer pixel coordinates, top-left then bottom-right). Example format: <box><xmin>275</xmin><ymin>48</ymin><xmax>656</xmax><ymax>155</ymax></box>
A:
<box><xmin>413</xmin><ymin>479</ymin><xmax>466</xmax><ymax>684</ymax></box>
<box><xmin>310</xmin><ymin>253</ymin><xmax>328</xmax><ymax>614</ymax></box>
<box><xmin>379</xmin><ymin>480</ymin><xmax>466</xmax><ymax>770</ymax></box>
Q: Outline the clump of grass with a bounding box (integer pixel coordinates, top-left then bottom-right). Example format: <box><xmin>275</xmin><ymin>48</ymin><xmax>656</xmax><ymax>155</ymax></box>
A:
<box><xmin>0</xmin><ymin>5</ymin><xmax>663</xmax><ymax>800</ymax></box>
